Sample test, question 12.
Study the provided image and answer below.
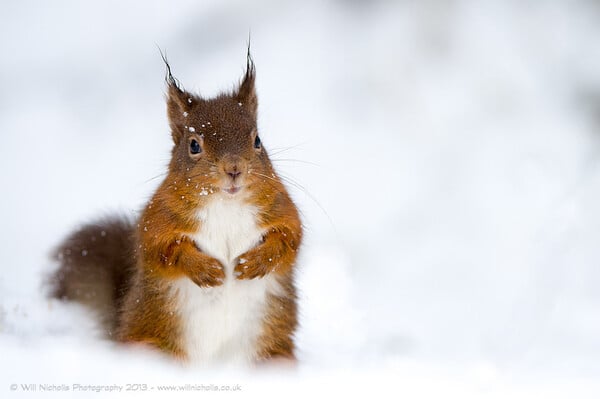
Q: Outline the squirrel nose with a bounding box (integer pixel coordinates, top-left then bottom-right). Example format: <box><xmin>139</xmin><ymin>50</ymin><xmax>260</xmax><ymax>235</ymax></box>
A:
<box><xmin>227</xmin><ymin>170</ymin><xmax>241</xmax><ymax>180</ymax></box>
<box><xmin>222</xmin><ymin>156</ymin><xmax>245</xmax><ymax>181</ymax></box>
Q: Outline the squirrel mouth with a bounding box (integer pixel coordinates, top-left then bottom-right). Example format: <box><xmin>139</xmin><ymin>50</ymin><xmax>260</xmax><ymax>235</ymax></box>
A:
<box><xmin>223</xmin><ymin>186</ymin><xmax>242</xmax><ymax>195</ymax></box>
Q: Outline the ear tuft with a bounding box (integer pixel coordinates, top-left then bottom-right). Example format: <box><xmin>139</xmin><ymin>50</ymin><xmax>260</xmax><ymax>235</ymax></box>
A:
<box><xmin>237</xmin><ymin>47</ymin><xmax>257</xmax><ymax>116</ymax></box>
<box><xmin>159</xmin><ymin>48</ymin><xmax>183</xmax><ymax>92</ymax></box>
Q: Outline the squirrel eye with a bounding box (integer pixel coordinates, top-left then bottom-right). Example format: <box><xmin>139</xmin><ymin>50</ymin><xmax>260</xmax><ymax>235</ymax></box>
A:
<box><xmin>190</xmin><ymin>139</ymin><xmax>201</xmax><ymax>155</ymax></box>
<box><xmin>254</xmin><ymin>135</ymin><xmax>261</xmax><ymax>149</ymax></box>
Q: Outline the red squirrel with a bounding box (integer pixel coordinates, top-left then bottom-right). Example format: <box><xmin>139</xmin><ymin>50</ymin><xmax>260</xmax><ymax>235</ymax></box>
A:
<box><xmin>50</xmin><ymin>51</ymin><xmax>302</xmax><ymax>365</ymax></box>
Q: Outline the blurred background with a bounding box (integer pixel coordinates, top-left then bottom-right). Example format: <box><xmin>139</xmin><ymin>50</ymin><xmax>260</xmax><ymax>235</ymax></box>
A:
<box><xmin>1</xmin><ymin>0</ymin><xmax>600</xmax><ymax>396</ymax></box>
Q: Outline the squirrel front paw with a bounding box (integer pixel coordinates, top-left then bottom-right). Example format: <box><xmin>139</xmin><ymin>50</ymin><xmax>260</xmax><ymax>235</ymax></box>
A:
<box><xmin>190</xmin><ymin>259</ymin><xmax>225</xmax><ymax>287</ymax></box>
<box><xmin>165</xmin><ymin>238</ymin><xmax>226</xmax><ymax>288</ymax></box>
<box><xmin>234</xmin><ymin>251</ymin><xmax>277</xmax><ymax>280</ymax></box>
<box><xmin>186</xmin><ymin>256</ymin><xmax>225</xmax><ymax>287</ymax></box>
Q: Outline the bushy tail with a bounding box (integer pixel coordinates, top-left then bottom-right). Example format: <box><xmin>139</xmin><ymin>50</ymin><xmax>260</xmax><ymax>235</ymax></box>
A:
<box><xmin>49</xmin><ymin>216</ymin><xmax>136</xmax><ymax>336</ymax></box>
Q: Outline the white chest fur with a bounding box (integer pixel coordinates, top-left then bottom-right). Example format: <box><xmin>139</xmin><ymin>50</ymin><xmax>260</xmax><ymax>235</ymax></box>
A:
<box><xmin>171</xmin><ymin>196</ymin><xmax>279</xmax><ymax>365</ymax></box>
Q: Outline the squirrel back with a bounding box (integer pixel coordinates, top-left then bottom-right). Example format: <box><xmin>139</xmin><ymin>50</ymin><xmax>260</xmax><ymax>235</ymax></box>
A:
<box><xmin>50</xmin><ymin>52</ymin><xmax>302</xmax><ymax>365</ymax></box>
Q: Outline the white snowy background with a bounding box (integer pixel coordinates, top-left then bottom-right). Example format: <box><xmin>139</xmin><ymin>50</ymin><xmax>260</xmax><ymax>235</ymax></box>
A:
<box><xmin>1</xmin><ymin>0</ymin><xmax>600</xmax><ymax>397</ymax></box>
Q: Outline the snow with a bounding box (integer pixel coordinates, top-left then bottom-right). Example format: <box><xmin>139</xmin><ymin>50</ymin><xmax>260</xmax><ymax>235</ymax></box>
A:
<box><xmin>1</xmin><ymin>0</ymin><xmax>600</xmax><ymax>397</ymax></box>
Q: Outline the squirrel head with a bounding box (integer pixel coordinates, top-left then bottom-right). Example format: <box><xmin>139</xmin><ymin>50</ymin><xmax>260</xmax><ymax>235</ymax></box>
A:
<box><xmin>162</xmin><ymin>52</ymin><xmax>278</xmax><ymax>200</ymax></box>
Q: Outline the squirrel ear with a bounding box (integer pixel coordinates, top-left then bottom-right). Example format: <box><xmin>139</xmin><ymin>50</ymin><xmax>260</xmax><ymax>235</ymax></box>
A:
<box><xmin>236</xmin><ymin>51</ymin><xmax>257</xmax><ymax>116</ymax></box>
<box><xmin>167</xmin><ymin>83</ymin><xmax>194</xmax><ymax>145</ymax></box>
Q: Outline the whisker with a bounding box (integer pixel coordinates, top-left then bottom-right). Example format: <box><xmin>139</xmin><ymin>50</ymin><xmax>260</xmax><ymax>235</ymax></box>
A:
<box><xmin>249</xmin><ymin>170</ymin><xmax>337</xmax><ymax>233</ymax></box>
<box><xmin>249</xmin><ymin>171</ymin><xmax>281</xmax><ymax>185</ymax></box>
<box><xmin>266</xmin><ymin>142</ymin><xmax>307</xmax><ymax>157</ymax></box>
<box><xmin>143</xmin><ymin>171</ymin><xmax>168</xmax><ymax>184</ymax></box>
<box><xmin>279</xmin><ymin>174</ymin><xmax>337</xmax><ymax>233</ymax></box>
<box><xmin>271</xmin><ymin>158</ymin><xmax>320</xmax><ymax>167</ymax></box>
<box><xmin>185</xmin><ymin>170</ymin><xmax>217</xmax><ymax>181</ymax></box>
<box><xmin>178</xmin><ymin>159</ymin><xmax>218</xmax><ymax>181</ymax></box>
